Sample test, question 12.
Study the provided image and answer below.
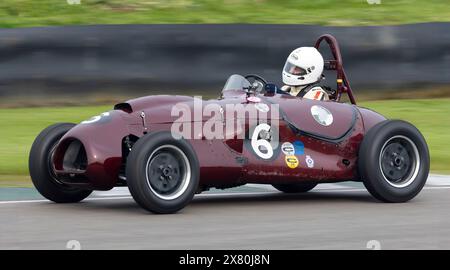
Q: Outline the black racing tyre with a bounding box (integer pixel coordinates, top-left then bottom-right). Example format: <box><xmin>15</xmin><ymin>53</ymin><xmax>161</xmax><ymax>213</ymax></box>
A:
<box><xmin>126</xmin><ymin>131</ymin><xmax>200</xmax><ymax>214</ymax></box>
<box><xmin>358</xmin><ymin>120</ymin><xmax>429</xmax><ymax>203</ymax></box>
<box><xmin>29</xmin><ymin>123</ymin><xmax>92</xmax><ymax>203</ymax></box>
<box><xmin>272</xmin><ymin>182</ymin><xmax>317</xmax><ymax>193</ymax></box>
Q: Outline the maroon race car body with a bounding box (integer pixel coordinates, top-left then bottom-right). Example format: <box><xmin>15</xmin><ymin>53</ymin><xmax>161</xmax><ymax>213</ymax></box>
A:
<box><xmin>52</xmin><ymin>88</ymin><xmax>384</xmax><ymax>191</ymax></box>
<box><xmin>29</xmin><ymin>35</ymin><xmax>430</xmax><ymax>213</ymax></box>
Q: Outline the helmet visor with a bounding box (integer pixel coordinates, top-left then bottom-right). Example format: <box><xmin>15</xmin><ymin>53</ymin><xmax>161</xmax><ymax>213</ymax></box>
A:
<box><xmin>284</xmin><ymin>62</ymin><xmax>307</xmax><ymax>76</ymax></box>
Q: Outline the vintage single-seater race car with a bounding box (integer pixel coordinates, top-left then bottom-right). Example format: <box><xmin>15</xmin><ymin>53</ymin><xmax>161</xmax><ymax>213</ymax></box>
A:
<box><xmin>29</xmin><ymin>35</ymin><xmax>430</xmax><ymax>214</ymax></box>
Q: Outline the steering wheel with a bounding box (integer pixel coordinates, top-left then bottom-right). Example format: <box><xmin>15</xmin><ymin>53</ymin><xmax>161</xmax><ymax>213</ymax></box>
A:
<box><xmin>245</xmin><ymin>74</ymin><xmax>268</xmax><ymax>94</ymax></box>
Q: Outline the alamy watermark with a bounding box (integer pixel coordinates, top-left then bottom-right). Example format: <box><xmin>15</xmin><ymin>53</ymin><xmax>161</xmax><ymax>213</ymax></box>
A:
<box><xmin>66</xmin><ymin>240</ymin><xmax>81</xmax><ymax>250</ymax></box>
<box><xmin>170</xmin><ymin>97</ymin><xmax>280</xmax><ymax>160</ymax></box>
<box><xmin>170</xmin><ymin>97</ymin><xmax>279</xmax><ymax>141</ymax></box>
<box><xmin>366</xmin><ymin>240</ymin><xmax>382</xmax><ymax>250</ymax></box>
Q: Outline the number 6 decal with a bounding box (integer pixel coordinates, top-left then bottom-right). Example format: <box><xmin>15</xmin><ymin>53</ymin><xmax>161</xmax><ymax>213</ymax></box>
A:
<box><xmin>251</xmin><ymin>123</ymin><xmax>273</xmax><ymax>159</ymax></box>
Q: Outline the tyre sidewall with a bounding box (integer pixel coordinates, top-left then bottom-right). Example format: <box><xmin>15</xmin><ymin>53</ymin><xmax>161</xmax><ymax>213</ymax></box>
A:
<box><xmin>359</xmin><ymin>120</ymin><xmax>429</xmax><ymax>202</ymax></box>
<box><xmin>29</xmin><ymin>123</ymin><xmax>92</xmax><ymax>203</ymax></box>
<box><xmin>126</xmin><ymin>131</ymin><xmax>200</xmax><ymax>213</ymax></box>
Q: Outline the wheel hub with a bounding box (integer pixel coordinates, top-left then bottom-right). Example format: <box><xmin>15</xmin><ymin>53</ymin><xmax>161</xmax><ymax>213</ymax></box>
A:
<box><xmin>379</xmin><ymin>136</ymin><xmax>420</xmax><ymax>188</ymax></box>
<box><xmin>393</xmin><ymin>155</ymin><xmax>403</xmax><ymax>167</ymax></box>
<box><xmin>144</xmin><ymin>144</ymin><xmax>193</xmax><ymax>201</ymax></box>
<box><xmin>148</xmin><ymin>152</ymin><xmax>182</xmax><ymax>194</ymax></box>
<box><xmin>381</xmin><ymin>142</ymin><xmax>411</xmax><ymax>182</ymax></box>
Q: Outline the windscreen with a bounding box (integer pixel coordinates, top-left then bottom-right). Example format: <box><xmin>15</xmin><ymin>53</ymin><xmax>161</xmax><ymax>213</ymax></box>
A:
<box><xmin>222</xmin><ymin>74</ymin><xmax>251</xmax><ymax>92</ymax></box>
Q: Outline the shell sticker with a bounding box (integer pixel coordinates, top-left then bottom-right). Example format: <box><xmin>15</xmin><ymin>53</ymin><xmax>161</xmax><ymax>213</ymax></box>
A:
<box><xmin>281</xmin><ymin>142</ymin><xmax>295</xmax><ymax>155</ymax></box>
<box><xmin>285</xmin><ymin>155</ymin><xmax>299</xmax><ymax>169</ymax></box>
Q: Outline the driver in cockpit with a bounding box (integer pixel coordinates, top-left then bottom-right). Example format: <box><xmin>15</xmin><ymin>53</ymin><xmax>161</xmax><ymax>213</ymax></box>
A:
<box><xmin>281</xmin><ymin>47</ymin><xmax>331</xmax><ymax>101</ymax></box>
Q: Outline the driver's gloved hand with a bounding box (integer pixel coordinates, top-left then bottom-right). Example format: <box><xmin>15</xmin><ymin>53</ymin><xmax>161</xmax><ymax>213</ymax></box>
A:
<box><xmin>264</xmin><ymin>83</ymin><xmax>278</xmax><ymax>94</ymax></box>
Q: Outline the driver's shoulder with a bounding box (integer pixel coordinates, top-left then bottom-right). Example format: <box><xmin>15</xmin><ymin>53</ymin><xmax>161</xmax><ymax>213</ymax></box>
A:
<box><xmin>280</xmin><ymin>85</ymin><xmax>291</xmax><ymax>91</ymax></box>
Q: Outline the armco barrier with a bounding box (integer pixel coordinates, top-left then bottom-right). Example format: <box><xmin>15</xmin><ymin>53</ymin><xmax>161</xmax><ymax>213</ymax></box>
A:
<box><xmin>0</xmin><ymin>23</ymin><xmax>449</xmax><ymax>97</ymax></box>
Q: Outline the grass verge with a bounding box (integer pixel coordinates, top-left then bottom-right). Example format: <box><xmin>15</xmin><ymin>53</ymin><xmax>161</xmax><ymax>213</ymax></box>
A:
<box><xmin>1</xmin><ymin>0</ymin><xmax>450</xmax><ymax>28</ymax></box>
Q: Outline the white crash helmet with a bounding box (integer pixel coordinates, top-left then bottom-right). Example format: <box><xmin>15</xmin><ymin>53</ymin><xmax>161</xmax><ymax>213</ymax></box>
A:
<box><xmin>282</xmin><ymin>47</ymin><xmax>324</xmax><ymax>86</ymax></box>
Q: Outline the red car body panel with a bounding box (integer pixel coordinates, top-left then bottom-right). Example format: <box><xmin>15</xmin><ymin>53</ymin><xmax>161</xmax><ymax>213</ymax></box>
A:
<box><xmin>52</xmin><ymin>90</ymin><xmax>386</xmax><ymax>191</ymax></box>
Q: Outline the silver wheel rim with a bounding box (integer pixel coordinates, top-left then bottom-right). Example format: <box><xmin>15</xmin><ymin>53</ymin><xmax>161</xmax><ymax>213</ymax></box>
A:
<box><xmin>379</xmin><ymin>135</ymin><xmax>420</xmax><ymax>188</ymax></box>
<box><xmin>145</xmin><ymin>145</ymin><xmax>191</xmax><ymax>200</ymax></box>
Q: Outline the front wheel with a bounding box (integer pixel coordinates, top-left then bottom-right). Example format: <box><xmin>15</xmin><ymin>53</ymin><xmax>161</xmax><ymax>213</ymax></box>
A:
<box><xmin>358</xmin><ymin>120</ymin><xmax>430</xmax><ymax>203</ymax></box>
<box><xmin>29</xmin><ymin>123</ymin><xmax>92</xmax><ymax>203</ymax></box>
<box><xmin>126</xmin><ymin>131</ymin><xmax>200</xmax><ymax>214</ymax></box>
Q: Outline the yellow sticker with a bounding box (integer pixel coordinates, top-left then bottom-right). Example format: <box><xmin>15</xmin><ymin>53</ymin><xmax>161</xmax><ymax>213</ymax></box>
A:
<box><xmin>285</xmin><ymin>155</ymin><xmax>299</xmax><ymax>169</ymax></box>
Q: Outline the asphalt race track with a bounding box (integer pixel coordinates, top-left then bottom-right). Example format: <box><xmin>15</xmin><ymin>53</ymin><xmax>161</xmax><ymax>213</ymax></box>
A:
<box><xmin>1</xmin><ymin>175</ymin><xmax>450</xmax><ymax>250</ymax></box>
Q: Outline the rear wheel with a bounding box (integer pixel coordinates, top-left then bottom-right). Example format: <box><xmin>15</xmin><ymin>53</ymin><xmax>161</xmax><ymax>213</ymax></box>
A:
<box><xmin>358</xmin><ymin>120</ymin><xmax>429</xmax><ymax>202</ymax></box>
<box><xmin>29</xmin><ymin>123</ymin><xmax>92</xmax><ymax>203</ymax></box>
<box><xmin>272</xmin><ymin>182</ymin><xmax>317</xmax><ymax>193</ymax></box>
<box><xmin>126</xmin><ymin>131</ymin><xmax>200</xmax><ymax>214</ymax></box>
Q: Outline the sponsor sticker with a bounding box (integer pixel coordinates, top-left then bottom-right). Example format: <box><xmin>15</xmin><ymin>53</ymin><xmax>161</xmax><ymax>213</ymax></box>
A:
<box><xmin>281</xmin><ymin>142</ymin><xmax>295</xmax><ymax>155</ymax></box>
<box><xmin>305</xmin><ymin>155</ymin><xmax>314</xmax><ymax>168</ymax></box>
<box><xmin>254</xmin><ymin>103</ymin><xmax>270</xmax><ymax>113</ymax></box>
<box><xmin>293</xmin><ymin>140</ymin><xmax>304</xmax><ymax>155</ymax></box>
<box><xmin>285</xmin><ymin>155</ymin><xmax>299</xmax><ymax>169</ymax></box>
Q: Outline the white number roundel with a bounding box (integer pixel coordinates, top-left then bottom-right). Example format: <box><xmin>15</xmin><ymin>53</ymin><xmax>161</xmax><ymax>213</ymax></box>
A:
<box><xmin>251</xmin><ymin>123</ymin><xmax>273</xmax><ymax>159</ymax></box>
